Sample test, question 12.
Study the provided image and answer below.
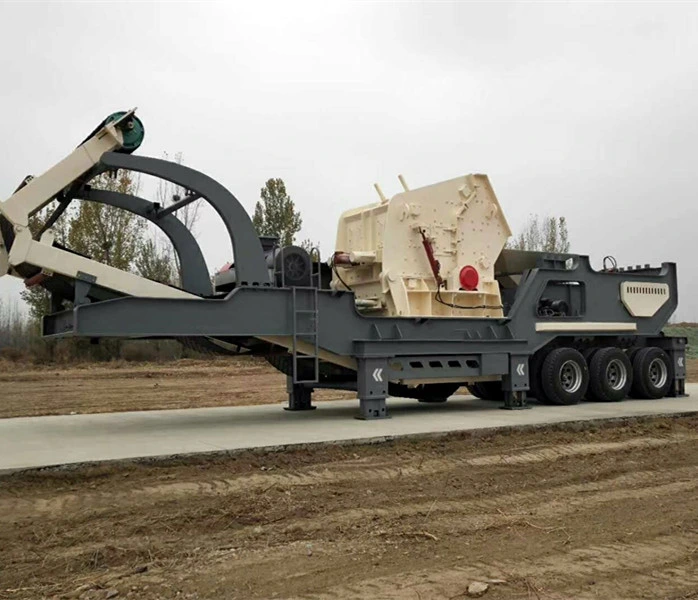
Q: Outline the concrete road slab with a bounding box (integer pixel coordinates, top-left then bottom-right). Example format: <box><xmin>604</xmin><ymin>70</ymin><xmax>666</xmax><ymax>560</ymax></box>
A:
<box><xmin>0</xmin><ymin>385</ymin><xmax>695</xmax><ymax>472</ymax></box>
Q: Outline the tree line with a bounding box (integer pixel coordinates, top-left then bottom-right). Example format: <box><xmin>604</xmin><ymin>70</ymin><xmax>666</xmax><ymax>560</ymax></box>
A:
<box><xmin>506</xmin><ymin>214</ymin><xmax>570</xmax><ymax>254</ymax></box>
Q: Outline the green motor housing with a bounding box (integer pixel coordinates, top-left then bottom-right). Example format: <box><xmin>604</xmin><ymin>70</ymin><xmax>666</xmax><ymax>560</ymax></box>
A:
<box><xmin>104</xmin><ymin>111</ymin><xmax>145</xmax><ymax>152</ymax></box>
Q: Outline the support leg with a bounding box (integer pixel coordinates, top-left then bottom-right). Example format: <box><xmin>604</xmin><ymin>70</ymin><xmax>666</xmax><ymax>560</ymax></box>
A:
<box><xmin>669</xmin><ymin>378</ymin><xmax>687</xmax><ymax>398</ymax></box>
<box><xmin>358</xmin><ymin>397</ymin><xmax>388</xmax><ymax>419</ymax></box>
<box><xmin>652</xmin><ymin>337</ymin><xmax>689</xmax><ymax>398</ymax></box>
<box><xmin>502</xmin><ymin>388</ymin><xmax>528</xmax><ymax>410</ymax></box>
<box><xmin>501</xmin><ymin>355</ymin><xmax>530</xmax><ymax>410</ymax></box>
<box><xmin>356</xmin><ymin>358</ymin><xmax>390</xmax><ymax>420</ymax></box>
<box><xmin>666</xmin><ymin>347</ymin><xmax>688</xmax><ymax>398</ymax></box>
<box><xmin>284</xmin><ymin>376</ymin><xmax>316</xmax><ymax>411</ymax></box>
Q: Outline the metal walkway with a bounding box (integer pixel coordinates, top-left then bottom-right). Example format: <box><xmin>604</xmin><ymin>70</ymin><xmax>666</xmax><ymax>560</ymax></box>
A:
<box><xmin>0</xmin><ymin>387</ymin><xmax>695</xmax><ymax>473</ymax></box>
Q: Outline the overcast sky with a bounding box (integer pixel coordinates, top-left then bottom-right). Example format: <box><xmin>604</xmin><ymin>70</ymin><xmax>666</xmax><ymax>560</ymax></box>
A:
<box><xmin>0</xmin><ymin>1</ymin><xmax>696</xmax><ymax>320</ymax></box>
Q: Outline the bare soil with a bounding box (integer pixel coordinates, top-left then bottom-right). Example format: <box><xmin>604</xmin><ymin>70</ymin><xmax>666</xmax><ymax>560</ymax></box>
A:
<box><xmin>1</xmin><ymin>357</ymin><xmax>695</xmax><ymax>420</ymax></box>
<box><xmin>688</xmin><ymin>357</ymin><xmax>698</xmax><ymax>383</ymax></box>
<box><xmin>1</xmin><ymin>415</ymin><xmax>697</xmax><ymax>599</ymax></box>
<box><xmin>0</xmin><ymin>357</ymin><xmax>353</xmax><ymax>419</ymax></box>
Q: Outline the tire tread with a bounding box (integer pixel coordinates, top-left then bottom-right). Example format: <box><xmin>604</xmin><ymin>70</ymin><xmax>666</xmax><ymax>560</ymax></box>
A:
<box><xmin>540</xmin><ymin>347</ymin><xmax>589</xmax><ymax>405</ymax></box>
<box><xmin>588</xmin><ymin>347</ymin><xmax>632</xmax><ymax>402</ymax></box>
<box><xmin>630</xmin><ymin>347</ymin><xmax>672</xmax><ymax>399</ymax></box>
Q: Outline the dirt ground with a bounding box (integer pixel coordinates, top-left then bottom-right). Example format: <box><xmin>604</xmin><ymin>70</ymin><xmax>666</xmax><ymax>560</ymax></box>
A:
<box><xmin>0</xmin><ymin>357</ymin><xmax>353</xmax><ymax>419</ymax></box>
<box><xmin>0</xmin><ymin>357</ymin><xmax>696</xmax><ymax>419</ymax></box>
<box><xmin>689</xmin><ymin>357</ymin><xmax>698</xmax><ymax>382</ymax></box>
<box><xmin>1</xmin><ymin>415</ymin><xmax>696</xmax><ymax>599</ymax></box>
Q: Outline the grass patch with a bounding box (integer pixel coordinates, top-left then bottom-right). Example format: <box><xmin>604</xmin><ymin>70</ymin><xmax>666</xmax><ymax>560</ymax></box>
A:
<box><xmin>664</xmin><ymin>323</ymin><xmax>698</xmax><ymax>359</ymax></box>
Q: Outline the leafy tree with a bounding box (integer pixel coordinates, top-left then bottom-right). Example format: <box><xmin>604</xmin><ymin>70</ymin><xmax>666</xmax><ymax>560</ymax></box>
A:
<box><xmin>252</xmin><ymin>178</ymin><xmax>302</xmax><ymax>246</ymax></box>
<box><xmin>21</xmin><ymin>282</ymin><xmax>51</xmax><ymax>325</ymax></box>
<box><xmin>68</xmin><ymin>171</ymin><xmax>144</xmax><ymax>271</ymax></box>
<box><xmin>0</xmin><ymin>298</ymin><xmax>32</xmax><ymax>350</ymax></box>
<box><xmin>21</xmin><ymin>170</ymin><xmax>143</xmax><ymax>323</ymax></box>
<box><xmin>135</xmin><ymin>238</ymin><xmax>176</xmax><ymax>285</ymax></box>
<box><xmin>299</xmin><ymin>238</ymin><xmax>321</xmax><ymax>260</ymax></box>
<box><xmin>508</xmin><ymin>215</ymin><xmax>570</xmax><ymax>253</ymax></box>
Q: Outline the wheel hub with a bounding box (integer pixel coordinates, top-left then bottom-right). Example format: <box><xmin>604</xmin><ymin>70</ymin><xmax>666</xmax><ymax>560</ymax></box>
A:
<box><xmin>560</xmin><ymin>360</ymin><xmax>583</xmax><ymax>393</ymax></box>
<box><xmin>648</xmin><ymin>357</ymin><xmax>668</xmax><ymax>388</ymax></box>
<box><xmin>605</xmin><ymin>358</ymin><xmax>628</xmax><ymax>391</ymax></box>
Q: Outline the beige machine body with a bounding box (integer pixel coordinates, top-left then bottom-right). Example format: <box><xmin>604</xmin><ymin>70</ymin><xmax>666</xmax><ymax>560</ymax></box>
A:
<box><xmin>332</xmin><ymin>174</ymin><xmax>512</xmax><ymax>318</ymax></box>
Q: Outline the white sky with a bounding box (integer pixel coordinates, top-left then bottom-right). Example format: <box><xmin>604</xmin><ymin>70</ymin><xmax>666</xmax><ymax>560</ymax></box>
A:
<box><xmin>0</xmin><ymin>1</ymin><xmax>696</xmax><ymax>320</ymax></box>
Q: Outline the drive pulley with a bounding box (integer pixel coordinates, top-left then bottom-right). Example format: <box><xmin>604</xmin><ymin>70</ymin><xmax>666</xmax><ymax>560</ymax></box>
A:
<box><xmin>78</xmin><ymin>109</ymin><xmax>145</xmax><ymax>153</ymax></box>
<box><xmin>104</xmin><ymin>111</ymin><xmax>145</xmax><ymax>152</ymax></box>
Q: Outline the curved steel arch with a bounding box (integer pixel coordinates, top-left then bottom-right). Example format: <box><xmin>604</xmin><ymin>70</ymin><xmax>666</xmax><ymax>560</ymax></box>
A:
<box><xmin>82</xmin><ymin>189</ymin><xmax>212</xmax><ymax>296</ymax></box>
<box><xmin>100</xmin><ymin>152</ymin><xmax>270</xmax><ymax>287</ymax></box>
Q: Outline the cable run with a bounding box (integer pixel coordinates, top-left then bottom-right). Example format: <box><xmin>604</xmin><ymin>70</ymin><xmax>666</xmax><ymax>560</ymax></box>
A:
<box><xmin>434</xmin><ymin>283</ymin><xmax>503</xmax><ymax>311</ymax></box>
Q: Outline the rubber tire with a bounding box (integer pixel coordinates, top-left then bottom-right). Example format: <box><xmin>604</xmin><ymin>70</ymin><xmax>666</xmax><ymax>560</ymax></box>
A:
<box><xmin>626</xmin><ymin>347</ymin><xmax>641</xmax><ymax>365</ymax></box>
<box><xmin>582</xmin><ymin>347</ymin><xmax>598</xmax><ymax>365</ymax></box>
<box><xmin>391</xmin><ymin>382</ymin><xmax>460</xmax><ymax>403</ymax></box>
<box><xmin>630</xmin><ymin>347</ymin><xmax>672</xmax><ymax>399</ymax></box>
<box><xmin>529</xmin><ymin>348</ymin><xmax>554</xmax><ymax>405</ymax></box>
<box><xmin>540</xmin><ymin>347</ymin><xmax>589</xmax><ymax>406</ymax></box>
<box><xmin>471</xmin><ymin>381</ymin><xmax>504</xmax><ymax>401</ymax></box>
<box><xmin>466</xmin><ymin>383</ymin><xmax>483</xmax><ymax>399</ymax></box>
<box><xmin>587</xmin><ymin>347</ymin><xmax>633</xmax><ymax>402</ymax></box>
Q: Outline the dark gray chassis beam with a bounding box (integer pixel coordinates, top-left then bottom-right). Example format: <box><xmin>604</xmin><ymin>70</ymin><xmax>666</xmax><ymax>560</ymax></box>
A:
<box><xmin>44</xmin><ymin>257</ymin><xmax>678</xmax><ymax>364</ymax></box>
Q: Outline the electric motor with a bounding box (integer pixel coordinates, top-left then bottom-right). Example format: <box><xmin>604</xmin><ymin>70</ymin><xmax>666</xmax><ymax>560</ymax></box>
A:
<box><xmin>271</xmin><ymin>245</ymin><xmax>311</xmax><ymax>288</ymax></box>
